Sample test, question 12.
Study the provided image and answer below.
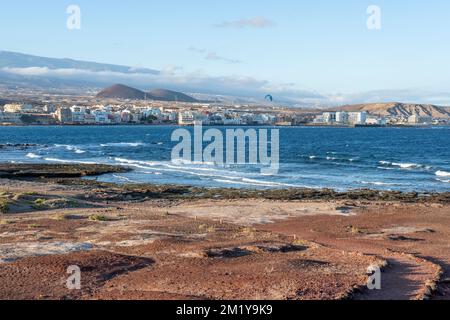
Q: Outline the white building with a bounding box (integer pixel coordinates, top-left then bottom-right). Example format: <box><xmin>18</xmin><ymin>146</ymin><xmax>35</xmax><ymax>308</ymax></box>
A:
<box><xmin>366</xmin><ymin>116</ymin><xmax>387</xmax><ymax>126</ymax></box>
<box><xmin>223</xmin><ymin>118</ymin><xmax>243</xmax><ymax>125</ymax></box>
<box><xmin>43</xmin><ymin>104</ymin><xmax>57</xmax><ymax>113</ymax></box>
<box><xmin>168</xmin><ymin>112</ymin><xmax>178</xmax><ymax>122</ymax></box>
<box><xmin>92</xmin><ymin>110</ymin><xmax>111</xmax><ymax>124</ymax></box>
<box><xmin>142</xmin><ymin>108</ymin><xmax>162</xmax><ymax>118</ymax></box>
<box><xmin>3</xmin><ymin>104</ymin><xmax>33</xmax><ymax>113</ymax></box>
<box><xmin>0</xmin><ymin>111</ymin><xmax>22</xmax><ymax>123</ymax></box>
<box><xmin>322</xmin><ymin>112</ymin><xmax>336</xmax><ymax>124</ymax></box>
<box><xmin>110</xmin><ymin>112</ymin><xmax>122</xmax><ymax>124</ymax></box>
<box><xmin>178</xmin><ymin>112</ymin><xmax>195</xmax><ymax>125</ymax></box>
<box><xmin>55</xmin><ymin>108</ymin><xmax>72</xmax><ymax>123</ymax></box>
<box><xmin>335</xmin><ymin>111</ymin><xmax>349</xmax><ymax>124</ymax></box>
<box><xmin>313</xmin><ymin>115</ymin><xmax>324</xmax><ymax>123</ymax></box>
<box><xmin>348</xmin><ymin>112</ymin><xmax>367</xmax><ymax>125</ymax></box>
<box><xmin>71</xmin><ymin>113</ymin><xmax>85</xmax><ymax>123</ymax></box>
<box><xmin>70</xmin><ymin>105</ymin><xmax>88</xmax><ymax>123</ymax></box>
<box><xmin>121</xmin><ymin>110</ymin><xmax>131</xmax><ymax>123</ymax></box>
<box><xmin>84</xmin><ymin>114</ymin><xmax>96</xmax><ymax>124</ymax></box>
<box><xmin>253</xmin><ymin>114</ymin><xmax>271</xmax><ymax>125</ymax></box>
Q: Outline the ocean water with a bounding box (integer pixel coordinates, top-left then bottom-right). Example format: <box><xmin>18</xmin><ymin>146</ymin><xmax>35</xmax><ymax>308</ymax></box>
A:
<box><xmin>0</xmin><ymin>125</ymin><xmax>449</xmax><ymax>192</ymax></box>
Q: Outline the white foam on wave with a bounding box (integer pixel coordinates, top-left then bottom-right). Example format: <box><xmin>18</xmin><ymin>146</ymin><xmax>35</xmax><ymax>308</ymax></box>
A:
<box><xmin>379</xmin><ymin>161</ymin><xmax>430</xmax><ymax>170</ymax></box>
<box><xmin>214</xmin><ymin>179</ymin><xmax>263</xmax><ymax>187</ymax></box>
<box><xmin>436</xmin><ymin>178</ymin><xmax>450</xmax><ymax>183</ymax></box>
<box><xmin>377</xmin><ymin>166</ymin><xmax>395</xmax><ymax>171</ymax></box>
<box><xmin>114</xmin><ymin>157</ymin><xmax>160</xmax><ymax>166</ymax></box>
<box><xmin>44</xmin><ymin>158</ymin><xmax>96</xmax><ymax>164</ymax></box>
<box><xmin>171</xmin><ymin>159</ymin><xmax>215</xmax><ymax>166</ymax></box>
<box><xmin>436</xmin><ymin>170</ymin><xmax>450</xmax><ymax>177</ymax></box>
<box><xmin>392</xmin><ymin>162</ymin><xmax>419</xmax><ymax>169</ymax></box>
<box><xmin>143</xmin><ymin>171</ymin><xmax>163</xmax><ymax>175</ymax></box>
<box><xmin>241</xmin><ymin>178</ymin><xmax>301</xmax><ymax>188</ymax></box>
<box><xmin>116</xmin><ymin>157</ymin><xmax>219</xmax><ymax>172</ymax></box>
<box><xmin>112</xmin><ymin>174</ymin><xmax>136</xmax><ymax>183</ymax></box>
<box><xmin>360</xmin><ymin>181</ymin><xmax>402</xmax><ymax>187</ymax></box>
<box><xmin>114</xmin><ymin>157</ymin><xmax>288</xmax><ymax>186</ymax></box>
<box><xmin>26</xmin><ymin>153</ymin><xmax>41</xmax><ymax>159</ymax></box>
<box><xmin>101</xmin><ymin>142</ymin><xmax>145</xmax><ymax>147</ymax></box>
<box><xmin>214</xmin><ymin>178</ymin><xmax>304</xmax><ymax>188</ymax></box>
<box><xmin>115</xmin><ymin>157</ymin><xmax>239</xmax><ymax>180</ymax></box>
<box><xmin>54</xmin><ymin>144</ymin><xmax>85</xmax><ymax>154</ymax></box>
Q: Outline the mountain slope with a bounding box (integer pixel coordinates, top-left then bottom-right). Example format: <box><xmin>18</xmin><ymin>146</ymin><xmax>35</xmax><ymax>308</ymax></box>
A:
<box><xmin>96</xmin><ymin>84</ymin><xmax>199</xmax><ymax>102</ymax></box>
<box><xmin>148</xmin><ymin>89</ymin><xmax>198</xmax><ymax>103</ymax></box>
<box><xmin>0</xmin><ymin>51</ymin><xmax>159</xmax><ymax>75</ymax></box>
<box><xmin>337</xmin><ymin>102</ymin><xmax>450</xmax><ymax>118</ymax></box>
<box><xmin>96</xmin><ymin>84</ymin><xmax>148</xmax><ymax>100</ymax></box>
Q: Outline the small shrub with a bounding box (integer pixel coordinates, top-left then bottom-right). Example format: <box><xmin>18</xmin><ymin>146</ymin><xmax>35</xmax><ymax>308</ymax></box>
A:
<box><xmin>241</xmin><ymin>227</ymin><xmax>256</xmax><ymax>234</ymax></box>
<box><xmin>89</xmin><ymin>214</ymin><xmax>109</xmax><ymax>222</ymax></box>
<box><xmin>12</xmin><ymin>193</ymin><xmax>23</xmax><ymax>201</ymax></box>
<box><xmin>346</xmin><ymin>225</ymin><xmax>362</xmax><ymax>235</ymax></box>
<box><xmin>32</xmin><ymin>198</ymin><xmax>47</xmax><ymax>210</ymax></box>
<box><xmin>292</xmin><ymin>239</ymin><xmax>309</xmax><ymax>247</ymax></box>
<box><xmin>52</xmin><ymin>213</ymin><xmax>69</xmax><ymax>221</ymax></box>
<box><xmin>0</xmin><ymin>199</ymin><xmax>9</xmax><ymax>214</ymax></box>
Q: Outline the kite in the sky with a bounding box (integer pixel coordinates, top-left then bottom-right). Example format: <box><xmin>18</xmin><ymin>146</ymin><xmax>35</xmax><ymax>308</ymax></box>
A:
<box><xmin>265</xmin><ymin>94</ymin><xmax>273</xmax><ymax>102</ymax></box>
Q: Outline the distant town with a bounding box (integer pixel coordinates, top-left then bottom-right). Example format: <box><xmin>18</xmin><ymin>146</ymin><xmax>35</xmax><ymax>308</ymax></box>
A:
<box><xmin>1</xmin><ymin>98</ymin><xmax>449</xmax><ymax>127</ymax></box>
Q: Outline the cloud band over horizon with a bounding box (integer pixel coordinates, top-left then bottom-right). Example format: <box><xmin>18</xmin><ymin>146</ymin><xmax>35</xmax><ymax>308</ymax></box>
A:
<box><xmin>2</xmin><ymin>65</ymin><xmax>450</xmax><ymax>107</ymax></box>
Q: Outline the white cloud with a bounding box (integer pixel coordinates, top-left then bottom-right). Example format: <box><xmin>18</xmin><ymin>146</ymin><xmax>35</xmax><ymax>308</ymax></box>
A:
<box><xmin>1</xmin><ymin>66</ymin><xmax>321</xmax><ymax>103</ymax></box>
<box><xmin>215</xmin><ymin>17</ymin><xmax>275</xmax><ymax>29</ymax></box>
<box><xmin>189</xmin><ymin>47</ymin><xmax>243</xmax><ymax>64</ymax></box>
<box><xmin>4</xmin><ymin>67</ymin><xmax>449</xmax><ymax>106</ymax></box>
<box><xmin>205</xmin><ymin>52</ymin><xmax>242</xmax><ymax>64</ymax></box>
<box><xmin>188</xmin><ymin>46</ymin><xmax>206</xmax><ymax>53</ymax></box>
<box><xmin>327</xmin><ymin>89</ymin><xmax>450</xmax><ymax>106</ymax></box>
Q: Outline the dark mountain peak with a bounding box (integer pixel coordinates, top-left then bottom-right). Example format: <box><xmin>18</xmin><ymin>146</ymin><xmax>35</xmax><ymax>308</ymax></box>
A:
<box><xmin>96</xmin><ymin>84</ymin><xmax>199</xmax><ymax>102</ymax></box>
<box><xmin>96</xmin><ymin>84</ymin><xmax>147</xmax><ymax>100</ymax></box>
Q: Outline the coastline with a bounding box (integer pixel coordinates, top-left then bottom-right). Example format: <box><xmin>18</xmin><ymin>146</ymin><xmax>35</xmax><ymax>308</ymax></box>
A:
<box><xmin>1</xmin><ymin>123</ymin><xmax>449</xmax><ymax>128</ymax></box>
<box><xmin>1</xmin><ymin>163</ymin><xmax>449</xmax><ymax>203</ymax></box>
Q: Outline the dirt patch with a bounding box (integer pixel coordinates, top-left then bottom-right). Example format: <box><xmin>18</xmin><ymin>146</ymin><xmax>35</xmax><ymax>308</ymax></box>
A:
<box><xmin>0</xmin><ymin>251</ymin><xmax>154</xmax><ymax>300</ymax></box>
<box><xmin>167</xmin><ymin>200</ymin><xmax>356</xmax><ymax>226</ymax></box>
<box><xmin>0</xmin><ymin>242</ymin><xmax>93</xmax><ymax>263</ymax></box>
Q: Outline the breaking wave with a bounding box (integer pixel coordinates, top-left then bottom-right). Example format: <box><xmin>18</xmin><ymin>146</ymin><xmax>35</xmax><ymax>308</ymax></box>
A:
<box><xmin>26</xmin><ymin>153</ymin><xmax>41</xmax><ymax>159</ymax></box>
<box><xmin>436</xmin><ymin>170</ymin><xmax>450</xmax><ymax>177</ymax></box>
<box><xmin>54</xmin><ymin>144</ymin><xmax>85</xmax><ymax>154</ymax></box>
<box><xmin>379</xmin><ymin>161</ymin><xmax>431</xmax><ymax>170</ymax></box>
<box><xmin>101</xmin><ymin>142</ymin><xmax>145</xmax><ymax>147</ymax></box>
<box><xmin>360</xmin><ymin>181</ymin><xmax>403</xmax><ymax>187</ymax></box>
<box><xmin>44</xmin><ymin>158</ymin><xmax>96</xmax><ymax>164</ymax></box>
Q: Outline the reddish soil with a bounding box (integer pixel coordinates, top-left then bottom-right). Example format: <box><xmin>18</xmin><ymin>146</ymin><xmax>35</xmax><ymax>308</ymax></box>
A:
<box><xmin>259</xmin><ymin>202</ymin><xmax>450</xmax><ymax>300</ymax></box>
<box><xmin>1</xmin><ymin>177</ymin><xmax>449</xmax><ymax>300</ymax></box>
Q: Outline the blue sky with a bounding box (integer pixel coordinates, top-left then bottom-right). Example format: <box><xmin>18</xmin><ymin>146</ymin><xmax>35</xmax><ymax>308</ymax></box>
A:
<box><xmin>1</xmin><ymin>0</ymin><xmax>450</xmax><ymax>104</ymax></box>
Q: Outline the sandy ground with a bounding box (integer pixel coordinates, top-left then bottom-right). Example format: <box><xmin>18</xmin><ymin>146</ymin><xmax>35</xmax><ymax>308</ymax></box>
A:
<box><xmin>0</xmin><ymin>177</ymin><xmax>449</xmax><ymax>300</ymax></box>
